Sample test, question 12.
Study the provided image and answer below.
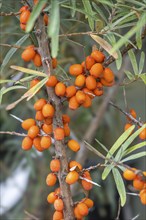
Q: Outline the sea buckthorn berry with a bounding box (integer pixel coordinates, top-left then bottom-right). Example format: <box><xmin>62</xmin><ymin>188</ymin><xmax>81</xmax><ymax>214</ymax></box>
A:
<box><xmin>53</xmin><ymin>211</ymin><xmax>63</xmax><ymax>220</ymax></box>
<box><xmin>129</xmin><ymin>109</ymin><xmax>137</xmax><ymax>119</ymax></box>
<box><xmin>34</xmin><ymin>98</ymin><xmax>47</xmax><ymax>111</ymax></box>
<box><xmin>55</xmin><ymin>82</ymin><xmax>66</xmax><ymax>97</ymax></box>
<box><xmin>63</xmin><ymin>123</ymin><xmax>70</xmax><ymax>137</ymax></box>
<box><xmin>69</xmin><ymin>161</ymin><xmax>82</xmax><ymax>170</ymax></box>
<box><xmin>30</xmin><ymin>78</ymin><xmax>40</xmax><ymax>88</ymax></box>
<box><xmin>42</xmin><ymin>104</ymin><xmax>55</xmax><ymax>118</ymax></box>
<box><xmin>100</xmin><ymin>78</ymin><xmax>114</xmax><ymax>87</ymax></box>
<box><xmin>46</xmin><ymin>75</ymin><xmax>58</xmax><ymax>87</ymax></box>
<box><xmin>62</xmin><ymin>114</ymin><xmax>70</xmax><ymax>124</ymax></box>
<box><xmin>83</xmin><ymin>171</ymin><xmax>91</xmax><ymax>178</ymax></box>
<box><xmin>140</xmin><ymin>189</ymin><xmax>146</xmax><ymax>197</ymax></box>
<box><xmin>124</xmin><ymin>123</ymin><xmax>132</xmax><ymax>131</ymax></box>
<box><xmin>21</xmin><ymin>46</ymin><xmax>36</xmax><ymax>62</ymax></box>
<box><xmin>67</xmin><ymin>139</ymin><xmax>80</xmax><ymax>152</ymax></box>
<box><xmin>139</xmin><ymin>128</ymin><xmax>146</xmax><ymax>140</ymax></box>
<box><xmin>91</xmin><ymin>50</ymin><xmax>105</xmax><ymax>63</ymax></box>
<box><xmin>44</xmin><ymin>117</ymin><xmax>53</xmax><ymax>125</ymax></box>
<box><xmin>20</xmin><ymin>23</ymin><xmax>26</xmax><ymax>31</ymax></box>
<box><xmin>82</xmin><ymin>95</ymin><xmax>92</xmax><ymax>108</ymax></box>
<box><xmin>54</xmin><ymin>127</ymin><xmax>65</xmax><ymax>141</ymax></box>
<box><xmin>20</xmin><ymin>9</ymin><xmax>30</xmax><ymax>24</ymax></box>
<box><xmin>77</xmin><ymin>203</ymin><xmax>89</xmax><ymax>216</ymax></box>
<box><xmin>133</xmin><ymin>178</ymin><xmax>144</xmax><ymax>190</ymax></box>
<box><xmin>42</xmin><ymin>124</ymin><xmax>53</xmax><ymax>134</ymax></box>
<box><xmin>22</xmin><ymin>136</ymin><xmax>33</xmax><ymax>151</ymax></box>
<box><xmin>74</xmin><ymin>206</ymin><xmax>83</xmax><ymax>219</ymax></box>
<box><xmin>85</xmin><ymin>56</ymin><xmax>96</xmax><ymax>70</ymax></box>
<box><xmin>54</xmin><ymin>199</ymin><xmax>64</xmax><ymax>211</ymax></box>
<box><xmin>28</xmin><ymin>125</ymin><xmax>39</xmax><ymax>139</ymax></box>
<box><xmin>85</xmin><ymin>76</ymin><xmax>97</xmax><ymax>90</ymax></box>
<box><xmin>21</xmin><ymin>118</ymin><xmax>36</xmax><ymax>130</ymax></box>
<box><xmin>69</xmin><ymin>96</ymin><xmax>79</xmax><ymax>110</ymax></box>
<box><xmin>90</xmin><ymin>63</ymin><xmax>103</xmax><ymax>78</ymax></box>
<box><xmin>54</xmin><ymin>187</ymin><xmax>61</xmax><ymax>195</ymax></box>
<box><xmin>19</xmin><ymin>6</ymin><xmax>29</xmax><ymax>13</ymax></box>
<box><xmin>75</xmin><ymin>74</ymin><xmax>86</xmax><ymax>87</ymax></box>
<box><xmin>103</xmin><ymin>68</ymin><xmax>114</xmax><ymax>83</ymax></box>
<box><xmin>69</xmin><ymin>64</ymin><xmax>83</xmax><ymax>76</ymax></box>
<box><xmin>46</xmin><ymin>173</ymin><xmax>57</xmax><ymax>186</ymax></box>
<box><xmin>76</xmin><ymin>91</ymin><xmax>86</xmax><ymax>104</ymax></box>
<box><xmin>83</xmin><ymin>198</ymin><xmax>94</xmax><ymax>208</ymax></box>
<box><xmin>41</xmin><ymin>136</ymin><xmax>52</xmax><ymax>149</ymax></box>
<box><xmin>65</xmin><ymin>85</ymin><xmax>77</xmax><ymax>98</ymax></box>
<box><xmin>50</xmin><ymin>159</ymin><xmax>61</xmax><ymax>172</ymax></box>
<box><xmin>140</xmin><ymin>192</ymin><xmax>146</xmax><ymax>205</ymax></box>
<box><xmin>33</xmin><ymin>53</ymin><xmax>42</xmax><ymax>67</ymax></box>
<box><xmin>33</xmin><ymin>137</ymin><xmax>44</xmax><ymax>152</ymax></box>
<box><xmin>93</xmin><ymin>88</ymin><xmax>103</xmax><ymax>96</ymax></box>
<box><xmin>81</xmin><ymin>176</ymin><xmax>93</xmax><ymax>191</ymax></box>
<box><xmin>47</xmin><ymin>192</ymin><xmax>57</xmax><ymax>204</ymax></box>
<box><xmin>35</xmin><ymin>111</ymin><xmax>45</xmax><ymax>121</ymax></box>
<box><xmin>52</xmin><ymin>58</ymin><xmax>58</xmax><ymax>69</ymax></box>
<box><xmin>123</xmin><ymin>169</ymin><xmax>136</xmax><ymax>180</ymax></box>
<box><xmin>65</xmin><ymin>171</ymin><xmax>79</xmax><ymax>185</ymax></box>
<box><xmin>82</xmin><ymin>88</ymin><xmax>94</xmax><ymax>99</ymax></box>
<box><xmin>43</xmin><ymin>14</ymin><xmax>49</xmax><ymax>26</ymax></box>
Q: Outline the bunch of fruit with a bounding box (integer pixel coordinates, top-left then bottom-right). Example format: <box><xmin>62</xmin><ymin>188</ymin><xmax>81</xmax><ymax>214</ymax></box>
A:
<box><xmin>123</xmin><ymin>168</ymin><xmax>146</xmax><ymax>205</ymax></box>
<box><xmin>124</xmin><ymin>108</ymin><xmax>146</xmax><ymax>140</ymax></box>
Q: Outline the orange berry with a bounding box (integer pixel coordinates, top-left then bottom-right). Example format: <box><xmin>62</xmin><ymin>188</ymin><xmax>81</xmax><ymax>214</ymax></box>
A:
<box><xmin>65</xmin><ymin>85</ymin><xmax>77</xmax><ymax>98</ymax></box>
<box><xmin>54</xmin><ymin>127</ymin><xmax>65</xmax><ymax>141</ymax></box>
<box><xmin>62</xmin><ymin>114</ymin><xmax>70</xmax><ymax>124</ymax></box>
<box><xmin>85</xmin><ymin>56</ymin><xmax>96</xmax><ymax>70</ymax></box>
<box><xmin>43</xmin><ymin>13</ymin><xmax>49</xmax><ymax>26</ymax></box>
<box><xmin>140</xmin><ymin>189</ymin><xmax>146</xmax><ymax>197</ymax></box>
<box><xmin>54</xmin><ymin>187</ymin><xmax>61</xmax><ymax>195</ymax></box>
<box><xmin>50</xmin><ymin>159</ymin><xmax>61</xmax><ymax>172</ymax></box>
<box><xmin>20</xmin><ymin>23</ymin><xmax>26</xmax><ymax>31</ymax></box>
<box><xmin>35</xmin><ymin>111</ymin><xmax>45</xmax><ymax>121</ymax></box>
<box><xmin>42</xmin><ymin>124</ymin><xmax>53</xmax><ymax>134</ymax></box>
<box><xmin>74</xmin><ymin>206</ymin><xmax>83</xmax><ymax>219</ymax></box>
<box><xmin>93</xmin><ymin>88</ymin><xmax>103</xmax><ymax>96</ymax></box>
<box><xmin>82</xmin><ymin>88</ymin><xmax>94</xmax><ymax>99</ymax></box>
<box><xmin>41</xmin><ymin>136</ymin><xmax>52</xmax><ymax>149</ymax></box>
<box><xmin>34</xmin><ymin>98</ymin><xmax>47</xmax><ymax>111</ymax></box>
<box><xmin>19</xmin><ymin>6</ymin><xmax>29</xmax><ymax>13</ymax></box>
<box><xmin>21</xmin><ymin>118</ymin><xmax>36</xmax><ymax>130</ymax></box>
<box><xmin>53</xmin><ymin>211</ymin><xmax>63</xmax><ymax>220</ymax></box>
<box><xmin>42</xmin><ymin>104</ymin><xmax>55</xmax><ymax>118</ymax></box>
<box><xmin>129</xmin><ymin>109</ymin><xmax>137</xmax><ymax>119</ymax></box>
<box><xmin>124</xmin><ymin>123</ymin><xmax>132</xmax><ymax>131</ymax></box>
<box><xmin>82</xmin><ymin>95</ymin><xmax>92</xmax><ymax>108</ymax></box>
<box><xmin>33</xmin><ymin>53</ymin><xmax>42</xmax><ymax>67</ymax></box>
<box><xmin>90</xmin><ymin>63</ymin><xmax>103</xmax><ymax>78</ymax></box>
<box><xmin>69</xmin><ymin>64</ymin><xmax>83</xmax><ymax>76</ymax></box>
<box><xmin>75</xmin><ymin>91</ymin><xmax>86</xmax><ymax>104</ymax></box>
<box><xmin>63</xmin><ymin>123</ymin><xmax>70</xmax><ymax>137</ymax></box>
<box><xmin>33</xmin><ymin>137</ymin><xmax>44</xmax><ymax>152</ymax></box>
<box><xmin>85</xmin><ymin>76</ymin><xmax>97</xmax><ymax>90</ymax></box>
<box><xmin>133</xmin><ymin>178</ymin><xmax>144</xmax><ymax>190</ymax></box>
<box><xmin>28</xmin><ymin>125</ymin><xmax>39</xmax><ymax>139</ymax></box>
<box><xmin>75</xmin><ymin>74</ymin><xmax>86</xmax><ymax>87</ymax></box>
<box><xmin>46</xmin><ymin>75</ymin><xmax>58</xmax><ymax>87</ymax></box>
<box><xmin>65</xmin><ymin>171</ymin><xmax>79</xmax><ymax>184</ymax></box>
<box><xmin>54</xmin><ymin>199</ymin><xmax>64</xmax><ymax>211</ymax></box>
<box><xmin>69</xmin><ymin>96</ymin><xmax>79</xmax><ymax>110</ymax></box>
<box><xmin>69</xmin><ymin>161</ymin><xmax>82</xmax><ymax>170</ymax></box>
<box><xmin>103</xmin><ymin>68</ymin><xmax>114</xmax><ymax>83</ymax></box>
<box><xmin>100</xmin><ymin>78</ymin><xmax>114</xmax><ymax>87</ymax></box>
<box><xmin>123</xmin><ymin>169</ymin><xmax>136</xmax><ymax>180</ymax></box>
<box><xmin>67</xmin><ymin>139</ymin><xmax>80</xmax><ymax>152</ymax></box>
<box><xmin>140</xmin><ymin>192</ymin><xmax>146</xmax><ymax>205</ymax></box>
<box><xmin>139</xmin><ymin>128</ymin><xmax>146</xmax><ymax>140</ymax></box>
<box><xmin>81</xmin><ymin>176</ymin><xmax>93</xmax><ymax>191</ymax></box>
<box><xmin>22</xmin><ymin>136</ymin><xmax>33</xmax><ymax>150</ymax></box>
<box><xmin>21</xmin><ymin>46</ymin><xmax>36</xmax><ymax>62</ymax></box>
<box><xmin>30</xmin><ymin>78</ymin><xmax>40</xmax><ymax>88</ymax></box>
<box><xmin>55</xmin><ymin>82</ymin><xmax>66</xmax><ymax>97</ymax></box>
<box><xmin>83</xmin><ymin>198</ymin><xmax>94</xmax><ymax>208</ymax></box>
<box><xmin>52</xmin><ymin>58</ymin><xmax>58</xmax><ymax>69</ymax></box>
<box><xmin>46</xmin><ymin>173</ymin><xmax>57</xmax><ymax>186</ymax></box>
<box><xmin>47</xmin><ymin>192</ymin><xmax>57</xmax><ymax>204</ymax></box>
<box><xmin>20</xmin><ymin>10</ymin><xmax>30</xmax><ymax>24</ymax></box>
<box><xmin>91</xmin><ymin>50</ymin><xmax>105</xmax><ymax>63</ymax></box>
<box><xmin>44</xmin><ymin>117</ymin><xmax>53</xmax><ymax>125</ymax></box>
<box><xmin>77</xmin><ymin>203</ymin><xmax>89</xmax><ymax>216</ymax></box>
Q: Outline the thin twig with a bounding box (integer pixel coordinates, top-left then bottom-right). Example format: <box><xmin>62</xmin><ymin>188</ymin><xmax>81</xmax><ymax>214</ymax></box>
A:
<box><xmin>0</xmin><ymin>131</ymin><xmax>26</xmax><ymax>137</ymax></box>
<box><xmin>0</xmin><ymin>12</ymin><xmax>21</xmax><ymax>16</ymax></box>
<box><xmin>115</xmin><ymin>199</ymin><xmax>121</xmax><ymax>220</ymax></box>
<box><xmin>24</xmin><ymin>210</ymin><xmax>39</xmax><ymax>220</ymax></box>
<box><xmin>0</xmin><ymin>43</ymin><xmax>37</xmax><ymax>50</ymax></box>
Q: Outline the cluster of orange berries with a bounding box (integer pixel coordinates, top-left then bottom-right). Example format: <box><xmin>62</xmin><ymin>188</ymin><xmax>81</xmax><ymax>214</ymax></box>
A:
<box><xmin>123</xmin><ymin>168</ymin><xmax>146</xmax><ymax>205</ymax></box>
<box><xmin>124</xmin><ymin>109</ymin><xmax>146</xmax><ymax>140</ymax></box>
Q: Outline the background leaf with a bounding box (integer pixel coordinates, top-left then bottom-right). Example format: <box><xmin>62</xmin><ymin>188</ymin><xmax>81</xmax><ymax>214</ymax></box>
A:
<box><xmin>82</xmin><ymin>0</ymin><xmax>94</xmax><ymax>31</ymax></box>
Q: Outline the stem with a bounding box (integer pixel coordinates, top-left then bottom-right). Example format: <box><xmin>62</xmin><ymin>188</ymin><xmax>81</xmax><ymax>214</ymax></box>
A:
<box><xmin>35</xmin><ymin>15</ymin><xmax>74</xmax><ymax>220</ymax></box>
<box><xmin>0</xmin><ymin>12</ymin><xmax>21</xmax><ymax>16</ymax></box>
<box><xmin>0</xmin><ymin>131</ymin><xmax>26</xmax><ymax>136</ymax></box>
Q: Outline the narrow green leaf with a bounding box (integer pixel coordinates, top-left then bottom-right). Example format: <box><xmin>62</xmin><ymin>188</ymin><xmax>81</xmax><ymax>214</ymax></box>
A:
<box><xmin>2</xmin><ymin>86</ymin><xmax>26</xmax><ymax>95</ymax></box>
<box><xmin>82</xmin><ymin>0</ymin><xmax>94</xmax><ymax>31</ymax></box>
<box><xmin>84</xmin><ymin>141</ymin><xmax>105</xmax><ymax>160</ymax></box>
<box><xmin>121</xmin><ymin>152</ymin><xmax>146</xmax><ymax>162</ymax></box>
<box><xmin>139</xmin><ymin>74</ymin><xmax>146</xmax><ymax>84</ymax></box>
<box><xmin>70</xmin><ymin>0</ymin><xmax>76</xmax><ymax>17</ymax></box>
<box><xmin>92</xmin><ymin>2</ymin><xmax>108</xmax><ymax>24</ymax></box>
<box><xmin>112</xmin><ymin>168</ymin><xmax>126</xmax><ymax>206</ymax></box>
<box><xmin>1</xmin><ymin>34</ymin><xmax>29</xmax><ymax>71</ymax></box>
<box><xmin>26</xmin><ymin>0</ymin><xmax>48</xmax><ymax>32</ymax></box>
<box><xmin>139</xmin><ymin>52</ymin><xmax>145</xmax><ymax>74</ymax></box>
<box><xmin>95</xmin><ymin>139</ymin><xmax>110</xmax><ymax>154</ymax></box>
<box><xmin>102</xmin><ymin>164</ymin><xmax>114</xmax><ymax>180</ymax></box>
<box><xmin>10</xmin><ymin>65</ymin><xmax>47</xmax><ymax>77</ymax></box>
<box><xmin>136</xmin><ymin>27</ymin><xmax>142</xmax><ymax>49</ymax></box>
<box><xmin>0</xmin><ymin>80</ymin><xmax>15</xmax><ymax>84</ymax></box>
<box><xmin>124</xmin><ymin>70</ymin><xmax>135</xmax><ymax>80</ymax></box>
<box><xmin>124</xmin><ymin>142</ymin><xmax>146</xmax><ymax>156</ymax></box>
<box><xmin>128</xmin><ymin>49</ymin><xmax>138</xmax><ymax>75</ymax></box>
<box><xmin>51</xmin><ymin>29</ymin><xmax>59</xmax><ymax>58</ymax></box>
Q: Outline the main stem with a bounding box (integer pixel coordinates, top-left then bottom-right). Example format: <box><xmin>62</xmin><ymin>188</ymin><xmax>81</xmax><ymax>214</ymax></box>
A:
<box><xmin>36</xmin><ymin>15</ymin><xmax>74</xmax><ymax>220</ymax></box>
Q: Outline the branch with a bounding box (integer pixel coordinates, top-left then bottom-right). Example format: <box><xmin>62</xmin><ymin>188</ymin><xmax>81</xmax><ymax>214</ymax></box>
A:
<box><xmin>24</xmin><ymin>210</ymin><xmax>39</xmax><ymax>220</ymax></box>
<box><xmin>0</xmin><ymin>12</ymin><xmax>21</xmax><ymax>16</ymax></box>
<box><xmin>0</xmin><ymin>131</ymin><xmax>26</xmax><ymax>137</ymax></box>
<box><xmin>0</xmin><ymin>43</ymin><xmax>37</xmax><ymax>50</ymax></box>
